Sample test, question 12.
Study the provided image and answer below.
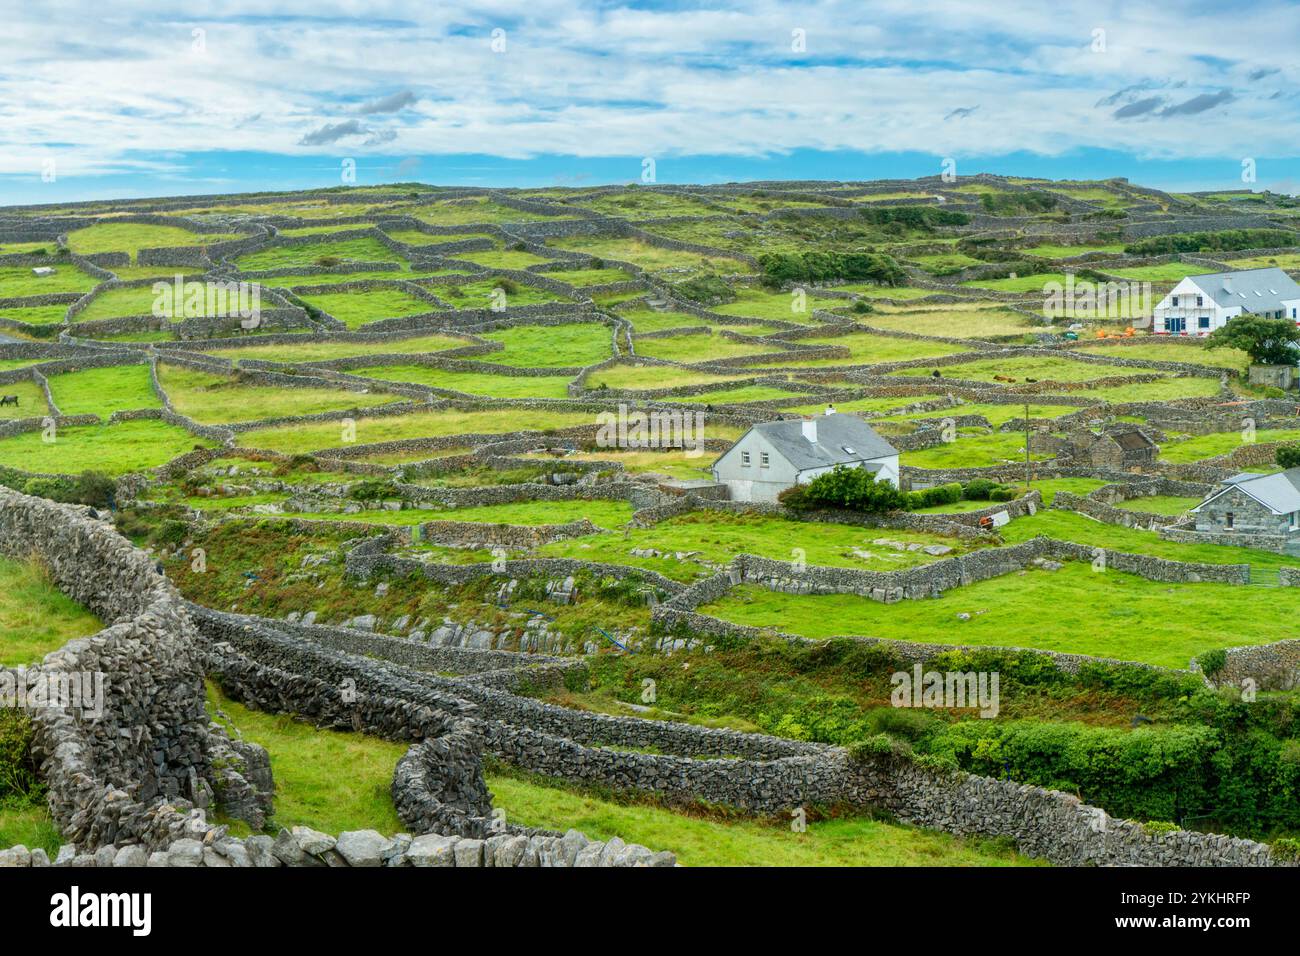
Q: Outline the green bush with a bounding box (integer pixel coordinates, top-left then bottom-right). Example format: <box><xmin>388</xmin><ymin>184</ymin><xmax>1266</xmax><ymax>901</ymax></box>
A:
<box><xmin>20</xmin><ymin>470</ymin><xmax>115</xmax><ymax>509</ymax></box>
<box><xmin>989</xmin><ymin>486</ymin><xmax>1017</xmax><ymax>502</ymax></box>
<box><xmin>1125</xmin><ymin>229</ymin><xmax>1296</xmax><ymax>256</ymax></box>
<box><xmin>1277</xmin><ymin>445</ymin><xmax>1300</xmax><ymax>470</ymax></box>
<box><xmin>0</xmin><ymin>709</ymin><xmax>40</xmax><ymax>800</ymax></box>
<box><xmin>758</xmin><ymin>251</ymin><xmax>907</xmax><ymax>289</ymax></box>
<box><xmin>962</xmin><ymin>478</ymin><xmax>997</xmax><ymax>500</ymax></box>
<box><xmin>1196</xmin><ymin>648</ymin><xmax>1228</xmax><ymax>677</ymax></box>
<box><xmin>348</xmin><ymin>480</ymin><xmax>398</xmax><ymax>502</ymax></box>
<box><xmin>671</xmin><ymin>273</ymin><xmax>734</xmax><ymax>305</ymax></box>
<box><xmin>909</xmin><ymin>482</ymin><xmax>963</xmax><ymax>509</ymax></box>
<box><xmin>794</xmin><ymin>466</ymin><xmax>909</xmax><ymax>513</ymax></box>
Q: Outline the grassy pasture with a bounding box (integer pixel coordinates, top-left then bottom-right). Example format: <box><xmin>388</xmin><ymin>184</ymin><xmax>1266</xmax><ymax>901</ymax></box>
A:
<box><xmin>158</xmin><ymin>364</ymin><xmax>400</xmax><ymax>424</ymax></box>
<box><xmin>429</xmin><ymin>279</ymin><xmax>566</xmax><ymax>310</ymax></box>
<box><xmin>205</xmin><ymin>333</ymin><xmax>466</xmax><ymax>364</ymax></box>
<box><xmin>748</xmin><ymin>331</ymin><xmax>965</xmax><ymax>368</ymax></box>
<box><xmin>205</xmin><ymin>682</ymin><xmax>1030</xmax><ymax>866</ymax></box>
<box><xmin>0</xmin><ymin>418</ymin><xmax>214</xmax><ymax>475</ymax></box>
<box><xmin>1158</xmin><ymin>427</ymin><xmax>1300</xmax><ymax>463</ymax></box>
<box><xmin>547</xmin><ymin>236</ymin><xmax>752</xmax><ymax>273</ymax></box>
<box><xmin>582</xmin><ymin>364</ymin><xmax>752</xmax><ymax>392</ymax></box>
<box><xmin>862</xmin><ymin>307</ymin><xmax>1037</xmax><ymax>339</ymax></box>
<box><xmin>0</xmin><ymin>305</ymin><xmax>69</xmax><ymax>326</ymax></box>
<box><xmin>450</xmin><ymin>249</ymin><xmax>554</xmax><ymax>270</ymax></box>
<box><xmin>708</xmin><ymin>287</ymin><xmax>856</xmax><ymax>322</ymax></box>
<box><xmin>635</xmin><ymin>332</ymin><xmax>778</xmax><ymax>363</ymax></box>
<box><xmin>349</xmin><ymin>364</ymin><xmax>572</xmax><ymax>398</ymax></box>
<box><xmin>0</xmin><ymin>264</ymin><xmax>98</xmax><ymax>298</ymax></box>
<box><xmin>479</xmin><ymin>322</ymin><xmax>612</xmax><ymax>367</ymax></box>
<box><xmin>66</xmin><ymin>222</ymin><xmax>242</xmax><ymax>261</ymax></box>
<box><xmin>237</xmin><ymin>407</ymin><xmax>595</xmax><ymax>453</ymax></box>
<box><xmin>704</xmin><ymin>562</ymin><xmax>1293</xmax><ymax>668</ymax></box>
<box><xmin>289</xmin><ymin>498</ymin><xmax>634</xmax><ymax>529</ymax></box>
<box><xmin>540</xmin><ymin>511</ymin><xmax>973</xmax><ymax>582</ymax></box>
<box><xmin>46</xmin><ymin>364</ymin><xmax>159</xmax><ymax>417</ymax></box>
<box><xmin>892</xmin><ymin>355</ymin><xmax>1158</xmax><ymax>384</ymax></box>
<box><xmin>1069</xmin><ymin>340</ymin><xmax>1246</xmax><ymax>370</ymax></box>
<box><xmin>0</xmin><ymin>554</ymin><xmax>102</xmax><ymax>666</ymax></box>
<box><xmin>297</xmin><ymin>287</ymin><xmax>435</xmax><ymax>328</ymax></box>
<box><xmin>235</xmin><ymin>239</ymin><xmax>406</xmax><ymax>271</ymax></box>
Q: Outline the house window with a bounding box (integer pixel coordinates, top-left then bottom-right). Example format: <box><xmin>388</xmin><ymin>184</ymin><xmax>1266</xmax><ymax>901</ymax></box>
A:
<box><xmin>1196</xmin><ymin>296</ymin><xmax>1203</xmax><ymax>307</ymax></box>
<box><xmin>760</xmin><ymin>452</ymin><xmax>770</xmax><ymax>469</ymax></box>
<box><xmin>1225</xmin><ymin>512</ymin><xmax>1234</xmax><ymax>530</ymax></box>
<box><xmin>741</xmin><ymin>451</ymin><xmax>751</xmax><ymax>467</ymax></box>
<box><xmin>1198</xmin><ymin>316</ymin><xmax>1210</xmax><ymax>329</ymax></box>
<box><xmin>1167</xmin><ymin>316</ymin><xmax>1186</xmax><ymax>334</ymax></box>
<box><xmin>1172</xmin><ymin>296</ymin><xmax>1179</xmax><ymax>306</ymax></box>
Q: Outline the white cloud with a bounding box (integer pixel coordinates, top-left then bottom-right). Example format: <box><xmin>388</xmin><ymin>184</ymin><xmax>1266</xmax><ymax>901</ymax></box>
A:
<box><xmin>0</xmin><ymin>0</ymin><xmax>1296</xmax><ymax>180</ymax></box>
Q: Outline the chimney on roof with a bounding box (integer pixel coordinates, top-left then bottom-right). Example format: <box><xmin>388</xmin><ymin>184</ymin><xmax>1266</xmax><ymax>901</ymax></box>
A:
<box><xmin>802</xmin><ymin>417</ymin><xmax>818</xmax><ymax>443</ymax></box>
<box><xmin>1223</xmin><ymin>275</ymin><xmax>1232</xmax><ymax>293</ymax></box>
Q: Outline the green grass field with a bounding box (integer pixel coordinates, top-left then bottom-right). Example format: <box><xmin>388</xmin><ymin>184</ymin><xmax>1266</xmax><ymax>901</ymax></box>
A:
<box><xmin>704</xmin><ymin>560</ymin><xmax>1291</xmax><ymax>668</ymax></box>
<box><xmin>539</xmin><ymin>510</ymin><xmax>972</xmax><ymax>581</ymax></box>
<box><xmin>0</xmin><ymin>554</ymin><xmax>102</xmax><ymax>665</ymax></box>
<box><xmin>237</xmin><ymin>407</ymin><xmax>594</xmax><ymax>453</ymax></box>
<box><xmin>235</xmin><ymin>238</ymin><xmax>406</xmax><ymax>271</ymax></box>
<box><xmin>0</xmin><ymin>304</ymin><xmax>69</xmax><ymax>326</ymax></box>
<box><xmin>205</xmin><ymin>682</ymin><xmax>1033</xmax><ymax>866</ymax></box>
<box><xmin>637</xmin><ymin>331</ymin><xmax>777</xmax><ymax>363</ymax></box>
<box><xmin>46</xmin><ymin>364</ymin><xmax>159</xmax><ymax>417</ymax></box>
<box><xmin>0</xmin><ymin>418</ymin><xmax>213</xmax><ymax>475</ymax></box>
<box><xmin>206</xmin><ymin>333</ymin><xmax>467</xmax><ymax>364</ymax></box>
<box><xmin>159</xmin><ymin>364</ymin><xmax>401</xmax><ymax>424</ymax></box>
<box><xmin>0</xmin><ymin>381</ymin><xmax>48</xmax><ymax>418</ymax></box>
<box><xmin>65</xmin><ymin>222</ymin><xmax>243</xmax><ymax>261</ymax></box>
<box><xmin>479</xmin><ymin>322</ymin><xmax>612</xmax><ymax>367</ymax></box>
<box><xmin>297</xmin><ymin>287</ymin><xmax>435</xmax><ymax>328</ymax></box>
<box><xmin>348</xmin><ymin>364</ymin><xmax>572</xmax><ymax>398</ymax></box>
<box><xmin>0</xmin><ymin>264</ymin><xmax>98</xmax><ymax>298</ymax></box>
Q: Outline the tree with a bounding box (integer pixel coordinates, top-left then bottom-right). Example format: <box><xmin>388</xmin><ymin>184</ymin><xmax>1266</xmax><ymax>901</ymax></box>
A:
<box><xmin>1277</xmin><ymin>444</ymin><xmax>1300</xmax><ymax>470</ymax></box>
<box><xmin>1205</xmin><ymin>314</ymin><xmax>1300</xmax><ymax>367</ymax></box>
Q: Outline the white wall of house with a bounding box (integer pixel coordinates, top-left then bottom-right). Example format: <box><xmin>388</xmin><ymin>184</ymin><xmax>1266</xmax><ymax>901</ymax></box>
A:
<box><xmin>1152</xmin><ymin>278</ymin><xmax>1236</xmax><ymax>336</ymax></box>
<box><xmin>1154</xmin><ymin>278</ymin><xmax>1300</xmax><ymax>335</ymax></box>
<box><xmin>712</xmin><ymin>431</ymin><xmax>899</xmax><ymax>503</ymax></box>
<box><xmin>712</xmin><ymin>431</ymin><xmax>799</xmax><ymax>503</ymax></box>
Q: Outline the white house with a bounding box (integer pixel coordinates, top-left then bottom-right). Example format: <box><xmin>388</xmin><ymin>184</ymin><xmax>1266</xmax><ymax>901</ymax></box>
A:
<box><xmin>711</xmin><ymin>412</ymin><xmax>899</xmax><ymax>504</ymax></box>
<box><xmin>1152</xmin><ymin>267</ymin><xmax>1300</xmax><ymax>336</ymax></box>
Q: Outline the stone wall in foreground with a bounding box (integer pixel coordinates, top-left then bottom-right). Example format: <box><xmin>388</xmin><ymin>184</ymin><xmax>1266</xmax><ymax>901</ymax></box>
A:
<box><xmin>0</xmin><ymin>488</ymin><xmax>272</xmax><ymax>851</ymax></box>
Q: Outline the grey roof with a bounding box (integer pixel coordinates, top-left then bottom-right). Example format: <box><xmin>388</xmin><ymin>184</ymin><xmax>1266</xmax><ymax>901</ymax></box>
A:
<box><xmin>1182</xmin><ymin>267</ymin><xmax>1300</xmax><ymax>313</ymax></box>
<box><xmin>1196</xmin><ymin>467</ymin><xmax>1300</xmax><ymax>515</ymax></box>
<box><xmin>742</xmin><ymin>413</ymin><xmax>898</xmax><ymax>471</ymax></box>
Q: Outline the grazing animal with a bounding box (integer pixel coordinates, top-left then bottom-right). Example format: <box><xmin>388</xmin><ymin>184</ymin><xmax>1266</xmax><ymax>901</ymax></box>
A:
<box><xmin>0</xmin><ymin>395</ymin><xmax>18</xmax><ymax>407</ymax></box>
<box><xmin>992</xmin><ymin>375</ymin><xmax>1018</xmax><ymax>383</ymax></box>
<box><xmin>931</xmin><ymin>369</ymin><xmax>942</xmax><ymax>379</ymax></box>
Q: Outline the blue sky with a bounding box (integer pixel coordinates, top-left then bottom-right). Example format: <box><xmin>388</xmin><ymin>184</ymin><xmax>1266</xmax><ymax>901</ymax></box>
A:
<box><xmin>2</xmin><ymin>1</ymin><xmax>1298</xmax><ymax>205</ymax></box>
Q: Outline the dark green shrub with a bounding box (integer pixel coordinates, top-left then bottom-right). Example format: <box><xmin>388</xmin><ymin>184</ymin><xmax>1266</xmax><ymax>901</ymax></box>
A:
<box><xmin>797</xmin><ymin>466</ymin><xmax>908</xmax><ymax>513</ymax></box>
<box><xmin>1277</xmin><ymin>445</ymin><xmax>1300</xmax><ymax>470</ymax></box>
<box><xmin>0</xmin><ymin>709</ymin><xmax>40</xmax><ymax>800</ymax></box>
<box><xmin>348</xmin><ymin>480</ymin><xmax>398</xmax><ymax>502</ymax></box>
<box><xmin>1197</xmin><ymin>648</ymin><xmax>1228</xmax><ymax>677</ymax></box>
<box><xmin>963</xmin><ymin>478</ymin><xmax>996</xmax><ymax>500</ymax></box>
